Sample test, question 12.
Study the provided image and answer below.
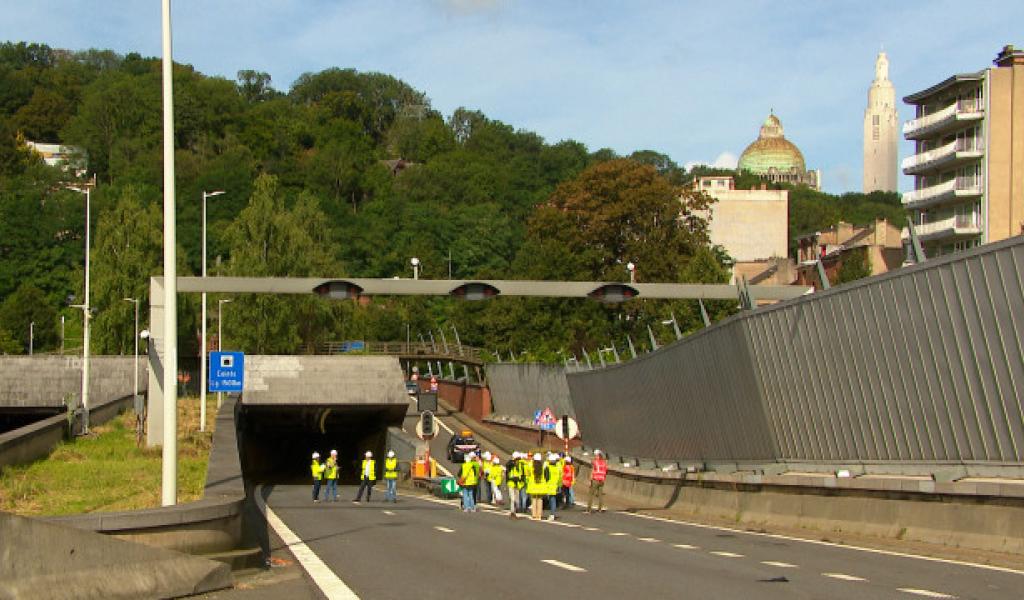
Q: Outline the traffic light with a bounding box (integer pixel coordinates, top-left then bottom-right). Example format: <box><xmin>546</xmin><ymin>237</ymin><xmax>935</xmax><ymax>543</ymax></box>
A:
<box><xmin>421</xmin><ymin>411</ymin><xmax>435</xmax><ymax>437</ymax></box>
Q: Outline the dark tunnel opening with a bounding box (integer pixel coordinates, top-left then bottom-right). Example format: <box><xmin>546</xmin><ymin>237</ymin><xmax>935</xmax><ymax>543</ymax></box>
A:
<box><xmin>0</xmin><ymin>408</ymin><xmax>63</xmax><ymax>435</ymax></box>
<box><xmin>237</xmin><ymin>403</ymin><xmax>409</xmax><ymax>485</ymax></box>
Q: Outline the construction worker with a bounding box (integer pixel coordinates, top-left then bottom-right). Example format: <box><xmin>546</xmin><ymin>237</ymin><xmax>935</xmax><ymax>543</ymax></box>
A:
<box><xmin>311</xmin><ymin>452</ymin><xmax>325</xmax><ymax>503</ymax></box>
<box><xmin>459</xmin><ymin>451</ymin><xmax>481</xmax><ymax>512</ymax></box>
<box><xmin>587</xmin><ymin>449</ymin><xmax>608</xmax><ymax>513</ymax></box>
<box><xmin>324</xmin><ymin>450</ymin><xmax>339</xmax><ymax>502</ymax></box>
<box><xmin>488</xmin><ymin>456</ymin><xmax>504</xmax><ymax>505</ymax></box>
<box><xmin>545</xmin><ymin>453</ymin><xmax>561</xmax><ymax>521</ymax></box>
<box><xmin>505</xmin><ymin>452</ymin><xmax>522</xmax><ymax>518</ymax></box>
<box><xmin>561</xmin><ymin>456</ymin><xmax>576</xmax><ymax>508</ymax></box>
<box><xmin>554</xmin><ymin>453</ymin><xmax>566</xmax><ymax>507</ymax></box>
<box><xmin>384</xmin><ymin>450</ymin><xmax>400</xmax><ymax>502</ymax></box>
<box><xmin>525</xmin><ymin>453</ymin><xmax>546</xmax><ymax>520</ymax></box>
<box><xmin>517</xmin><ymin>452</ymin><xmax>529</xmax><ymax>512</ymax></box>
<box><xmin>480</xmin><ymin>451</ymin><xmax>493</xmax><ymax>504</ymax></box>
<box><xmin>353</xmin><ymin>451</ymin><xmax>376</xmax><ymax>503</ymax></box>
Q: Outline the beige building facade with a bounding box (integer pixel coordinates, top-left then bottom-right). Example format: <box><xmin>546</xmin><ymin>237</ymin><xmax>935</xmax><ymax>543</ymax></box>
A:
<box><xmin>794</xmin><ymin>220</ymin><xmax>905</xmax><ymax>290</ymax></box>
<box><xmin>902</xmin><ymin>44</ymin><xmax>1024</xmax><ymax>257</ymax></box>
<box><xmin>692</xmin><ymin>175</ymin><xmax>788</xmax><ymax>263</ymax></box>
<box><xmin>863</xmin><ymin>52</ymin><xmax>899</xmax><ymax>192</ymax></box>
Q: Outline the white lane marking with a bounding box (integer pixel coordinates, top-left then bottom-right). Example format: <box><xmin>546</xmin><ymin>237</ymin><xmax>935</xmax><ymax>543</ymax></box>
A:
<box><xmin>823</xmin><ymin>572</ymin><xmax>867</xmax><ymax>582</ymax></box>
<box><xmin>897</xmin><ymin>589</ymin><xmax>956</xmax><ymax>598</ymax></box>
<box><xmin>542</xmin><ymin>559</ymin><xmax>586</xmax><ymax>572</ymax></box>
<box><xmin>711</xmin><ymin>551</ymin><xmax>744</xmax><ymax>558</ymax></box>
<box><xmin>583</xmin><ymin>527</ymin><xmax>601</xmax><ymax>532</ymax></box>
<box><xmin>619</xmin><ymin>511</ymin><xmax>1024</xmax><ymax>576</ymax></box>
<box><xmin>255</xmin><ymin>486</ymin><xmax>360</xmax><ymax>600</ymax></box>
<box><xmin>435</xmin><ymin>462</ymin><xmax>453</xmax><ymax>477</ymax></box>
<box><xmin>382</xmin><ymin>510</ymin><xmax>395</xmax><ymax>516</ymax></box>
<box><xmin>435</xmin><ymin>416</ymin><xmax>455</xmax><ymax>435</ymax></box>
<box><xmin>673</xmin><ymin>544</ymin><xmax>698</xmax><ymax>550</ymax></box>
<box><xmin>637</xmin><ymin>537</ymin><xmax>661</xmax><ymax>543</ymax></box>
<box><xmin>434</xmin><ymin>526</ymin><xmax>455</xmax><ymax>533</ymax></box>
<box><xmin>608</xmin><ymin>532</ymin><xmax>629</xmax><ymax>536</ymax></box>
<box><xmin>762</xmin><ymin>561</ymin><xmax>798</xmax><ymax>568</ymax></box>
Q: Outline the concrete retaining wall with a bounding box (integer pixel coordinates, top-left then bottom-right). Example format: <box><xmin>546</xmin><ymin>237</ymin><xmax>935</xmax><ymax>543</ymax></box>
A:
<box><xmin>486</xmin><ymin>363</ymin><xmax>573</xmax><ymax>422</ymax></box>
<box><xmin>0</xmin><ymin>356</ymin><xmax>144</xmax><ymax>409</ymax></box>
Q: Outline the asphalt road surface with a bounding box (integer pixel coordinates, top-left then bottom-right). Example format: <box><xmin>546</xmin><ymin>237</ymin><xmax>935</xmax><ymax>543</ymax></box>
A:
<box><xmin>257</xmin><ymin>415</ymin><xmax>1024</xmax><ymax>600</ymax></box>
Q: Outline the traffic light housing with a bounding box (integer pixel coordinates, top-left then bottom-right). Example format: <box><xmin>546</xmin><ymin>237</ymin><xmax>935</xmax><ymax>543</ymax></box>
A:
<box><xmin>421</xmin><ymin>411</ymin><xmax>435</xmax><ymax>437</ymax></box>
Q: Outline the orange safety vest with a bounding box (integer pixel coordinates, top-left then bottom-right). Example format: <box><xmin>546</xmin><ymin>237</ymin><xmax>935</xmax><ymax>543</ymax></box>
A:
<box><xmin>592</xmin><ymin>458</ymin><xmax>607</xmax><ymax>482</ymax></box>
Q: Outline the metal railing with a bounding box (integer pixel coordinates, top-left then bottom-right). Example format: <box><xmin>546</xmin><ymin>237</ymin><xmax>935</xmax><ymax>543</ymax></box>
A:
<box><xmin>902</xmin><ymin>176</ymin><xmax>983</xmax><ymax>205</ymax></box>
<box><xmin>318</xmin><ymin>341</ymin><xmax>486</xmax><ymax>362</ymax></box>
<box><xmin>902</xmin><ymin>138</ymin><xmax>983</xmax><ymax>172</ymax></box>
<box><xmin>903</xmin><ymin>99</ymin><xmax>984</xmax><ymax>136</ymax></box>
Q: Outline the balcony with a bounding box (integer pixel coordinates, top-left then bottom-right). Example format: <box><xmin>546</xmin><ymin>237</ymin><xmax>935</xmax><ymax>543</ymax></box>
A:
<box><xmin>902</xmin><ymin>176</ymin><xmax>983</xmax><ymax>210</ymax></box>
<box><xmin>902</xmin><ymin>139</ymin><xmax>984</xmax><ymax>176</ymax></box>
<box><xmin>914</xmin><ymin>213</ymin><xmax>983</xmax><ymax>242</ymax></box>
<box><xmin>903</xmin><ymin>99</ymin><xmax>985</xmax><ymax>139</ymax></box>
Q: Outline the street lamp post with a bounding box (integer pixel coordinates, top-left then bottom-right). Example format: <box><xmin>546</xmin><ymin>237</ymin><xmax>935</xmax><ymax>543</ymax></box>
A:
<box><xmin>217</xmin><ymin>298</ymin><xmax>231</xmax><ymax>409</ymax></box>
<box><xmin>70</xmin><ymin>185</ymin><xmax>91</xmax><ymax>433</ymax></box>
<box><xmin>200</xmin><ymin>190</ymin><xmax>225</xmax><ymax>434</ymax></box>
<box><xmin>124</xmin><ymin>298</ymin><xmax>140</xmax><ymax>412</ymax></box>
<box><xmin>161</xmin><ymin>0</ymin><xmax>179</xmax><ymax>507</ymax></box>
<box><xmin>29</xmin><ymin>322</ymin><xmax>33</xmax><ymax>355</ymax></box>
<box><xmin>626</xmin><ymin>261</ymin><xmax>636</xmax><ymax>284</ymax></box>
<box><xmin>410</xmin><ymin>257</ymin><xmax>420</xmax><ymax>280</ymax></box>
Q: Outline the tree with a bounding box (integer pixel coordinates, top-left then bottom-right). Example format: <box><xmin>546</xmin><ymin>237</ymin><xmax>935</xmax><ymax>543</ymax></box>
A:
<box><xmin>835</xmin><ymin>247</ymin><xmax>873</xmax><ymax>285</ymax></box>
<box><xmin>0</xmin><ymin>326</ymin><xmax>19</xmax><ymax>354</ymax></box>
<box><xmin>236</xmin><ymin>70</ymin><xmax>277</xmax><ymax>103</ymax></box>
<box><xmin>0</xmin><ymin>282</ymin><xmax>57</xmax><ymax>352</ymax></box>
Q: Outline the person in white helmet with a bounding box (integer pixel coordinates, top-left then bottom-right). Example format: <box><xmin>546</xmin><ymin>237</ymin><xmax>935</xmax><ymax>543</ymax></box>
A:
<box><xmin>488</xmin><ymin>455</ymin><xmax>504</xmax><ymax>505</ymax></box>
<box><xmin>525</xmin><ymin>452</ymin><xmax>546</xmax><ymax>520</ymax></box>
<box><xmin>383</xmin><ymin>450</ymin><xmax>399</xmax><ymax>502</ymax></box>
<box><xmin>479</xmin><ymin>451</ymin><xmax>493</xmax><ymax>504</ymax></box>
<box><xmin>353</xmin><ymin>451</ymin><xmax>376</xmax><ymax>503</ymax></box>
<box><xmin>324</xmin><ymin>450</ymin><xmax>339</xmax><ymax>502</ymax></box>
<box><xmin>458</xmin><ymin>451</ymin><xmax>481</xmax><ymax>512</ymax></box>
<box><xmin>310</xmin><ymin>452</ymin><xmax>324</xmax><ymax>503</ymax></box>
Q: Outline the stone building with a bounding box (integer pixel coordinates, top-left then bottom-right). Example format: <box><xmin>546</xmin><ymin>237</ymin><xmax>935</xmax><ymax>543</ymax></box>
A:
<box><xmin>864</xmin><ymin>52</ymin><xmax>899</xmax><ymax>192</ymax></box>
<box><xmin>794</xmin><ymin>220</ymin><xmax>905</xmax><ymax>290</ymax></box>
<box><xmin>737</xmin><ymin>112</ymin><xmax>821</xmax><ymax>191</ymax></box>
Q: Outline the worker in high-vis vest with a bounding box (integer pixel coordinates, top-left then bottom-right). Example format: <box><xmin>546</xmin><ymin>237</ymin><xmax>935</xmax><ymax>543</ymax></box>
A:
<box><xmin>524</xmin><ymin>453</ymin><xmax>547</xmax><ymax>520</ymax></box>
<box><xmin>459</xmin><ymin>451</ymin><xmax>480</xmax><ymax>512</ymax></box>
<box><xmin>310</xmin><ymin>452</ymin><xmax>325</xmax><ymax>503</ymax></box>
<box><xmin>488</xmin><ymin>456</ymin><xmax>504</xmax><ymax>505</ymax></box>
<box><xmin>479</xmin><ymin>451</ymin><xmax>493</xmax><ymax>504</ymax></box>
<box><xmin>544</xmin><ymin>453</ymin><xmax>561</xmax><ymax>521</ymax></box>
<box><xmin>324</xmin><ymin>449</ymin><xmax>339</xmax><ymax>502</ymax></box>
<box><xmin>587</xmin><ymin>449</ymin><xmax>608</xmax><ymax>513</ymax></box>
<box><xmin>353</xmin><ymin>451</ymin><xmax>376</xmax><ymax>503</ymax></box>
<box><xmin>505</xmin><ymin>452</ymin><xmax>523</xmax><ymax>518</ymax></box>
<box><xmin>384</xmin><ymin>450</ymin><xmax>400</xmax><ymax>503</ymax></box>
<box><xmin>561</xmin><ymin>456</ymin><xmax>576</xmax><ymax>508</ymax></box>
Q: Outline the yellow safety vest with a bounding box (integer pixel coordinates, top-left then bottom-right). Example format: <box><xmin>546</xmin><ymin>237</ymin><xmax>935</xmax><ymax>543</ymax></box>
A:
<box><xmin>325</xmin><ymin>457</ymin><xmax>338</xmax><ymax>480</ymax></box>
<box><xmin>507</xmin><ymin>461</ymin><xmax>523</xmax><ymax>489</ymax></box>
<box><xmin>488</xmin><ymin>464</ymin><xmax>504</xmax><ymax>485</ymax></box>
<box><xmin>544</xmin><ymin>462</ymin><xmax>560</xmax><ymax>495</ymax></box>
<box><xmin>460</xmin><ymin>460</ymin><xmax>480</xmax><ymax>486</ymax></box>
<box><xmin>311</xmin><ymin>460</ymin><xmax>324</xmax><ymax>479</ymax></box>
<box><xmin>524</xmin><ymin>461</ymin><xmax>546</xmax><ymax>495</ymax></box>
<box><xmin>361</xmin><ymin>459</ymin><xmax>376</xmax><ymax>481</ymax></box>
<box><xmin>384</xmin><ymin>457</ymin><xmax>399</xmax><ymax>479</ymax></box>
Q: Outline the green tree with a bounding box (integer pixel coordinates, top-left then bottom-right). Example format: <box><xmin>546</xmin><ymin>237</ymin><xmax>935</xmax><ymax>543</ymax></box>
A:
<box><xmin>0</xmin><ymin>326</ymin><xmax>19</xmax><ymax>354</ymax></box>
<box><xmin>835</xmin><ymin>247</ymin><xmax>873</xmax><ymax>285</ymax></box>
<box><xmin>0</xmin><ymin>282</ymin><xmax>57</xmax><ymax>352</ymax></box>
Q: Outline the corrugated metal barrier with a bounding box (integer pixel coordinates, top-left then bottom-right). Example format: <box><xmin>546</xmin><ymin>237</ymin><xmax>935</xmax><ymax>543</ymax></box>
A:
<box><xmin>486</xmin><ymin>363</ymin><xmax>574</xmax><ymax>422</ymax></box>
<box><xmin>567</xmin><ymin>236</ymin><xmax>1024</xmax><ymax>466</ymax></box>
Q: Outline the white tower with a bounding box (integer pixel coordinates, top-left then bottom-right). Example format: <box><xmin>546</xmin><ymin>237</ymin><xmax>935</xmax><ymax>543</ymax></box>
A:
<box><xmin>863</xmin><ymin>51</ymin><xmax>899</xmax><ymax>192</ymax></box>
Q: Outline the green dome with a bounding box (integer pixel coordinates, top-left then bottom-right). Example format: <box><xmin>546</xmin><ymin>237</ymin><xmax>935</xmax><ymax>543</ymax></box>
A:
<box><xmin>737</xmin><ymin>113</ymin><xmax>807</xmax><ymax>174</ymax></box>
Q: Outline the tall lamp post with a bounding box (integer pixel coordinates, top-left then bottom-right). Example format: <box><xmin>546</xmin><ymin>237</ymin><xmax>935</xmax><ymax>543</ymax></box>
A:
<box><xmin>29</xmin><ymin>322</ymin><xmax>34</xmax><ymax>355</ymax></box>
<box><xmin>161</xmin><ymin>0</ymin><xmax>179</xmax><ymax>507</ymax></box>
<box><xmin>200</xmin><ymin>190</ymin><xmax>225</xmax><ymax>433</ymax></box>
<box><xmin>217</xmin><ymin>298</ymin><xmax>231</xmax><ymax>409</ymax></box>
<box><xmin>124</xmin><ymin>298</ymin><xmax>140</xmax><ymax>411</ymax></box>
<box><xmin>410</xmin><ymin>257</ymin><xmax>420</xmax><ymax>280</ymax></box>
<box><xmin>70</xmin><ymin>185</ymin><xmax>92</xmax><ymax>433</ymax></box>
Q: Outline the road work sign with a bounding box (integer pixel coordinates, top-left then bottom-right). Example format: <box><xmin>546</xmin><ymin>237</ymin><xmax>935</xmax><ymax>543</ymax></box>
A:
<box><xmin>555</xmin><ymin>416</ymin><xmax>579</xmax><ymax>440</ymax></box>
<box><xmin>533</xmin><ymin>407</ymin><xmax>557</xmax><ymax>431</ymax></box>
<box><xmin>209</xmin><ymin>351</ymin><xmax>244</xmax><ymax>392</ymax></box>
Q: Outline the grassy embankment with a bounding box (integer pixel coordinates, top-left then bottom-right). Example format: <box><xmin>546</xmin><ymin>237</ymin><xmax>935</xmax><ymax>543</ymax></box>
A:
<box><xmin>0</xmin><ymin>396</ymin><xmax>216</xmax><ymax>515</ymax></box>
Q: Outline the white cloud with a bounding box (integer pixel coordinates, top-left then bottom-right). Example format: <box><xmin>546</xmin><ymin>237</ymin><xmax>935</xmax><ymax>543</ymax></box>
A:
<box><xmin>683</xmin><ymin>151</ymin><xmax>738</xmax><ymax>172</ymax></box>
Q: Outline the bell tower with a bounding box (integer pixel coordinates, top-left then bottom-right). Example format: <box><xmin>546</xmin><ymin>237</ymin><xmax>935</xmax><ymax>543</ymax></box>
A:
<box><xmin>863</xmin><ymin>51</ymin><xmax>899</xmax><ymax>192</ymax></box>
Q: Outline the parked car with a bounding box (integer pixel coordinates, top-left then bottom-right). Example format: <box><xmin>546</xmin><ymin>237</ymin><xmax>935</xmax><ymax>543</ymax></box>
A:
<box><xmin>405</xmin><ymin>381</ymin><xmax>419</xmax><ymax>395</ymax></box>
<box><xmin>446</xmin><ymin>430</ymin><xmax>480</xmax><ymax>463</ymax></box>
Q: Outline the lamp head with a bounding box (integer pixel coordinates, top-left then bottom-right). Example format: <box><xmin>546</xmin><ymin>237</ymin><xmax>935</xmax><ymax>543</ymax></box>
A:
<box><xmin>626</xmin><ymin>262</ymin><xmax>636</xmax><ymax>272</ymax></box>
<box><xmin>205</xmin><ymin>190</ymin><xmax>226</xmax><ymax>198</ymax></box>
<box><xmin>140</xmin><ymin>330</ymin><xmax>150</xmax><ymax>339</ymax></box>
<box><xmin>410</xmin><ymin>257</ymin><xmax>420</xmax><ymax>267</ymax></box>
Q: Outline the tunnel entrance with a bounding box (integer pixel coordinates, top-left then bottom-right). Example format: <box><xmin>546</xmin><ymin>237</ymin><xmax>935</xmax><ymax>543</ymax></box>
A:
<box><xmin>0</xmin><ymin>408</ymin><xmax>62</xmax><ymax>435</ymax></box>
<box><xmin>237</xmin><ymin>403</ymin><xmax>409</xmax><ymax>485</ymax></box>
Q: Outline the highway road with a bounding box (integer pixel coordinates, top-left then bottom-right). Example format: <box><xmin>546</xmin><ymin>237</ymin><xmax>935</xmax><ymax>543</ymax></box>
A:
<box><xmin>253</xmin><ymin>414</ymin><xmax>1024</xmax><ymax>600</ymax></box>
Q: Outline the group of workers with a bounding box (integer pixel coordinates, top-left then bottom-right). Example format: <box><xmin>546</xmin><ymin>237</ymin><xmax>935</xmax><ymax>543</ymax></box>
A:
<box><xmin>310</xmin><ymin>449</ymin><xmax>401</xmax><ymax>504</ymax></box>
<box><xmin>457</xmin><ymin>448</ymin><xmax>609</xmax><ymax>520</ymax></box>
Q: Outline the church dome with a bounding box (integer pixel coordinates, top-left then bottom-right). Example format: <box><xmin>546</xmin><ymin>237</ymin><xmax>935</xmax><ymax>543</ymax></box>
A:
<box><xmin>737</xmin><ymin>113</ymin><xmax>807</xmax><ymax>174</ymax></box>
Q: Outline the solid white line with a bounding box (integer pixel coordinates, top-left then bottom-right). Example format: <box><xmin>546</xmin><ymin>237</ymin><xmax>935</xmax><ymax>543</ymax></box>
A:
<box><xmin>434</xmin><ymin>526</ymin><xmax>455</xmax><ymax>533</ymax></box>
<box><xmin>761</xmin><ymin>561</ymin><xmax>798</xmax><ymax>568</ymax></box>
<box><xmin>637</xmin><ymin>537</ymin><xmax>661</xmax><ymax>543</ymax></box>
<box><xmin>255</xmin><ymin>486</ymin><xmax>360</xmax><ymax>600</ymax></box>
<box><xmin>711</xmin><ymin>551</ymin><xmax>744</xmax><ymax>558</ymax></box>
<box><xmin>435</xmin><ymin>462</ymin><xmax>453</xmax><ymax>477</ymax></box>
<box><xmin>823</xmin><ymin>572</ymin><xmax>867</xmax><ymax>582</ymax></box>
<box><xmin>382</xmin><ymin>510</ymin><xmax>395</xmax><ymax>516</ymax></box>
<box><xmin>435</xmin><ymin>416</ymin><xmax>455</xmax><ymax>435</ymax></box>
<box><xmin>673</xmin><ymin>544</ymin><xmax>698</xmax><ymax>550</ymax></box>
<box><xmin>542</xmin><ymin>559</ymin><xmax>586</xmax><ymax>572</ymax></box>
<box><xmin>897</xmin><ymin>589</ymin><xmax>955</xmax><ymax>598</ymax></box>
<box><xmin>618</xmin><ymin>511</ymin><xmax>1024</xmax><ymax>576</ymax></box>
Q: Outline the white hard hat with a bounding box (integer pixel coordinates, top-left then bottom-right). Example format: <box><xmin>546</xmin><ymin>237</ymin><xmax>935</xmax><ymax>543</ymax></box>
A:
<box><xmin>387</xmin><ymin>450</ymin><xmax>395</xmax><ymax>457</ymax></box>
<box><xmin>312</xmin><ymin>452</ymin><xmax>320</xmax><ymax>459</ymax></box>
<box><xmin>492</xmin><ymin>457</ymin><xmax>500</xmax><ymax>463</ymax></box>
<box><xmin>533</xmin><ymin>453</ymin><xmax>542</xmax><ymax>460</ymax></box>
<box><xmin>482</xmin><ymin>451</ymin><xmax>492</xmax><ymax>459</ymax></box>
<box><xmin>548</xmin><ymin>453</ymin><xmax>558</xmax><ymax>461</ymax></box>
<box><xmin>467</xmin><ymin>451</ymin><xmax>477</xmax><ymax>458</ymax></box>
<box><xmin>330</xmin><ymin>449</ymin><xmax>337</xmax><ymax>456</ymax></box>
<box><xmin>565</xmin><ymin>457</ymin><xmax>573</xmax><ymax>463</ymax></box>
<box><xmin>594</xmin><ymin>449</ymin><xmax>603</xmax><ymax>456</ymax></box>
<box><xmin>365</xmin><ymin>451</ymin><xmax>373</xmax><ymax>458</ymax></box>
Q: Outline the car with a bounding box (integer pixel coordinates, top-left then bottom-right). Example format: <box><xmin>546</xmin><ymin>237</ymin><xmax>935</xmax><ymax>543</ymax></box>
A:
<box><xmin>446</xmin><ymin>430</ymin><xmax>480</xmax><ymax>463</ymax></box>
<box><xmin>405</xmin><ymin>381</ymin><xmax>419</xmax><ymax>395</ymax></box>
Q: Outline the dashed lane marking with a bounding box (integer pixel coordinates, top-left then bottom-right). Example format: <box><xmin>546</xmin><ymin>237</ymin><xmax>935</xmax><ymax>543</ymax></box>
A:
<box><xmin>382</xmin><ymin>510</ymin><xmax>395</xmax><ymax>516</ymax></box>
<box><xmin>897</xmin><ymin>589</ymin><xmax>956</xmax><ymax>598</ymax></box>
<box><xmin>582</xmin><ymin>527</ymin><xmax>601</xmax><ymax>532</ymax></box>
<box><xmin>823</xmin><ymin>573</ymin><xmax>867</xmax><ymax>582</ymax></box>
<box><xmin>542</xmin><ymin>559</ymin><xmax>587</xmax><ymax>572</ymax></box>
<box><xmin>637</xmin><ymin>537</ymin><xmax>661</xmax><ymax>543</ymax></box>
<box><xmin>619</xmin><ymin>511</ymin><xmax>1024</xmax><ymax>576</ymax></box>
<box><xmin>673</xmin><ymin>544</ymin><xmax>698</xmax><ymax>550</ymax></box>
<box><xmin>255</xmin><ymin>486</ymin><xmax>361</xmax><ymax>600</ymax></box>
<box><xmin>434</xmin><ymin>526</ymin><xmax>455</xmax><ymax>533</ymax></box>
<box><xmin>608</xmin><ymin>532</ymin><xmax>629</xmax><ymax>536</ymax></box>
<box><xmin>761</xmin><ymin>561</ymin><xmax>798</xmax><ymax>568</ymax></box>
<box><xmin>711</xmin><ymin>551</ymin><xmax>744</xmax><ymax>558</ymax></box>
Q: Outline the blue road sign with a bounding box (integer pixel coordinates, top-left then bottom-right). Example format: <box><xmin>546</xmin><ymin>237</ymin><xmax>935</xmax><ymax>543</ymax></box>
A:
<box><xmin>209</xmin><ymin>351</ymin><xmax>244</xmax><ymax>393</ymax></box>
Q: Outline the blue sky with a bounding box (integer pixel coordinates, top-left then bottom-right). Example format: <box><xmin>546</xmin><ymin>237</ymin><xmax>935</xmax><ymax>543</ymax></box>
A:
<box><xmin>3</xmin><ymin>0</ymin><xmax>1022</xmax><ymax>193</ymax></box>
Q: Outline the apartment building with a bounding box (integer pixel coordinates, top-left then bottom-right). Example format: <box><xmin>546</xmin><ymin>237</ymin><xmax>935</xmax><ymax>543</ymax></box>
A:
<box><xmin>901</xmin><ymin>44</ymin><xmax>1024</xmax><ymax>257</ymax></box>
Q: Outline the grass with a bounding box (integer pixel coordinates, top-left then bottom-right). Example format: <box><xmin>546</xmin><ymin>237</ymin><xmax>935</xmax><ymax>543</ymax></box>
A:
<box><xmin>0</xmin><ymin>396</ymin><xmax>217</xmax><ymax>516</ymax></box>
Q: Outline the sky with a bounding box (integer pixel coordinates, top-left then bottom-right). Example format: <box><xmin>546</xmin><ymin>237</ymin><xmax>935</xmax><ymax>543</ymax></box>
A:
<box><xmin>2</xmin><ymin>0</ymin><xmax>1022</xmax><ymax>194</ymax></box>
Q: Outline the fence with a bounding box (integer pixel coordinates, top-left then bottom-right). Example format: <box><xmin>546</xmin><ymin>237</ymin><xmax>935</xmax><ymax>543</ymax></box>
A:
<box><xmin>486</xmin><ymin>363</ymin><xmax>574</xmax><ymax>423</ymax></box>
<box><xmin>567</xmin><ymin>235</ymin><xmax>1024</xmax><ymax>467</ymax></box>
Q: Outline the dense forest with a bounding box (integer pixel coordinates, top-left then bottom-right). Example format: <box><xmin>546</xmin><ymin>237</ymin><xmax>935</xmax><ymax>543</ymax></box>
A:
<box><xmin>0</xmin><ymin>41</ymin><xmax>903</xmax><ymax>361</ymax></box>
